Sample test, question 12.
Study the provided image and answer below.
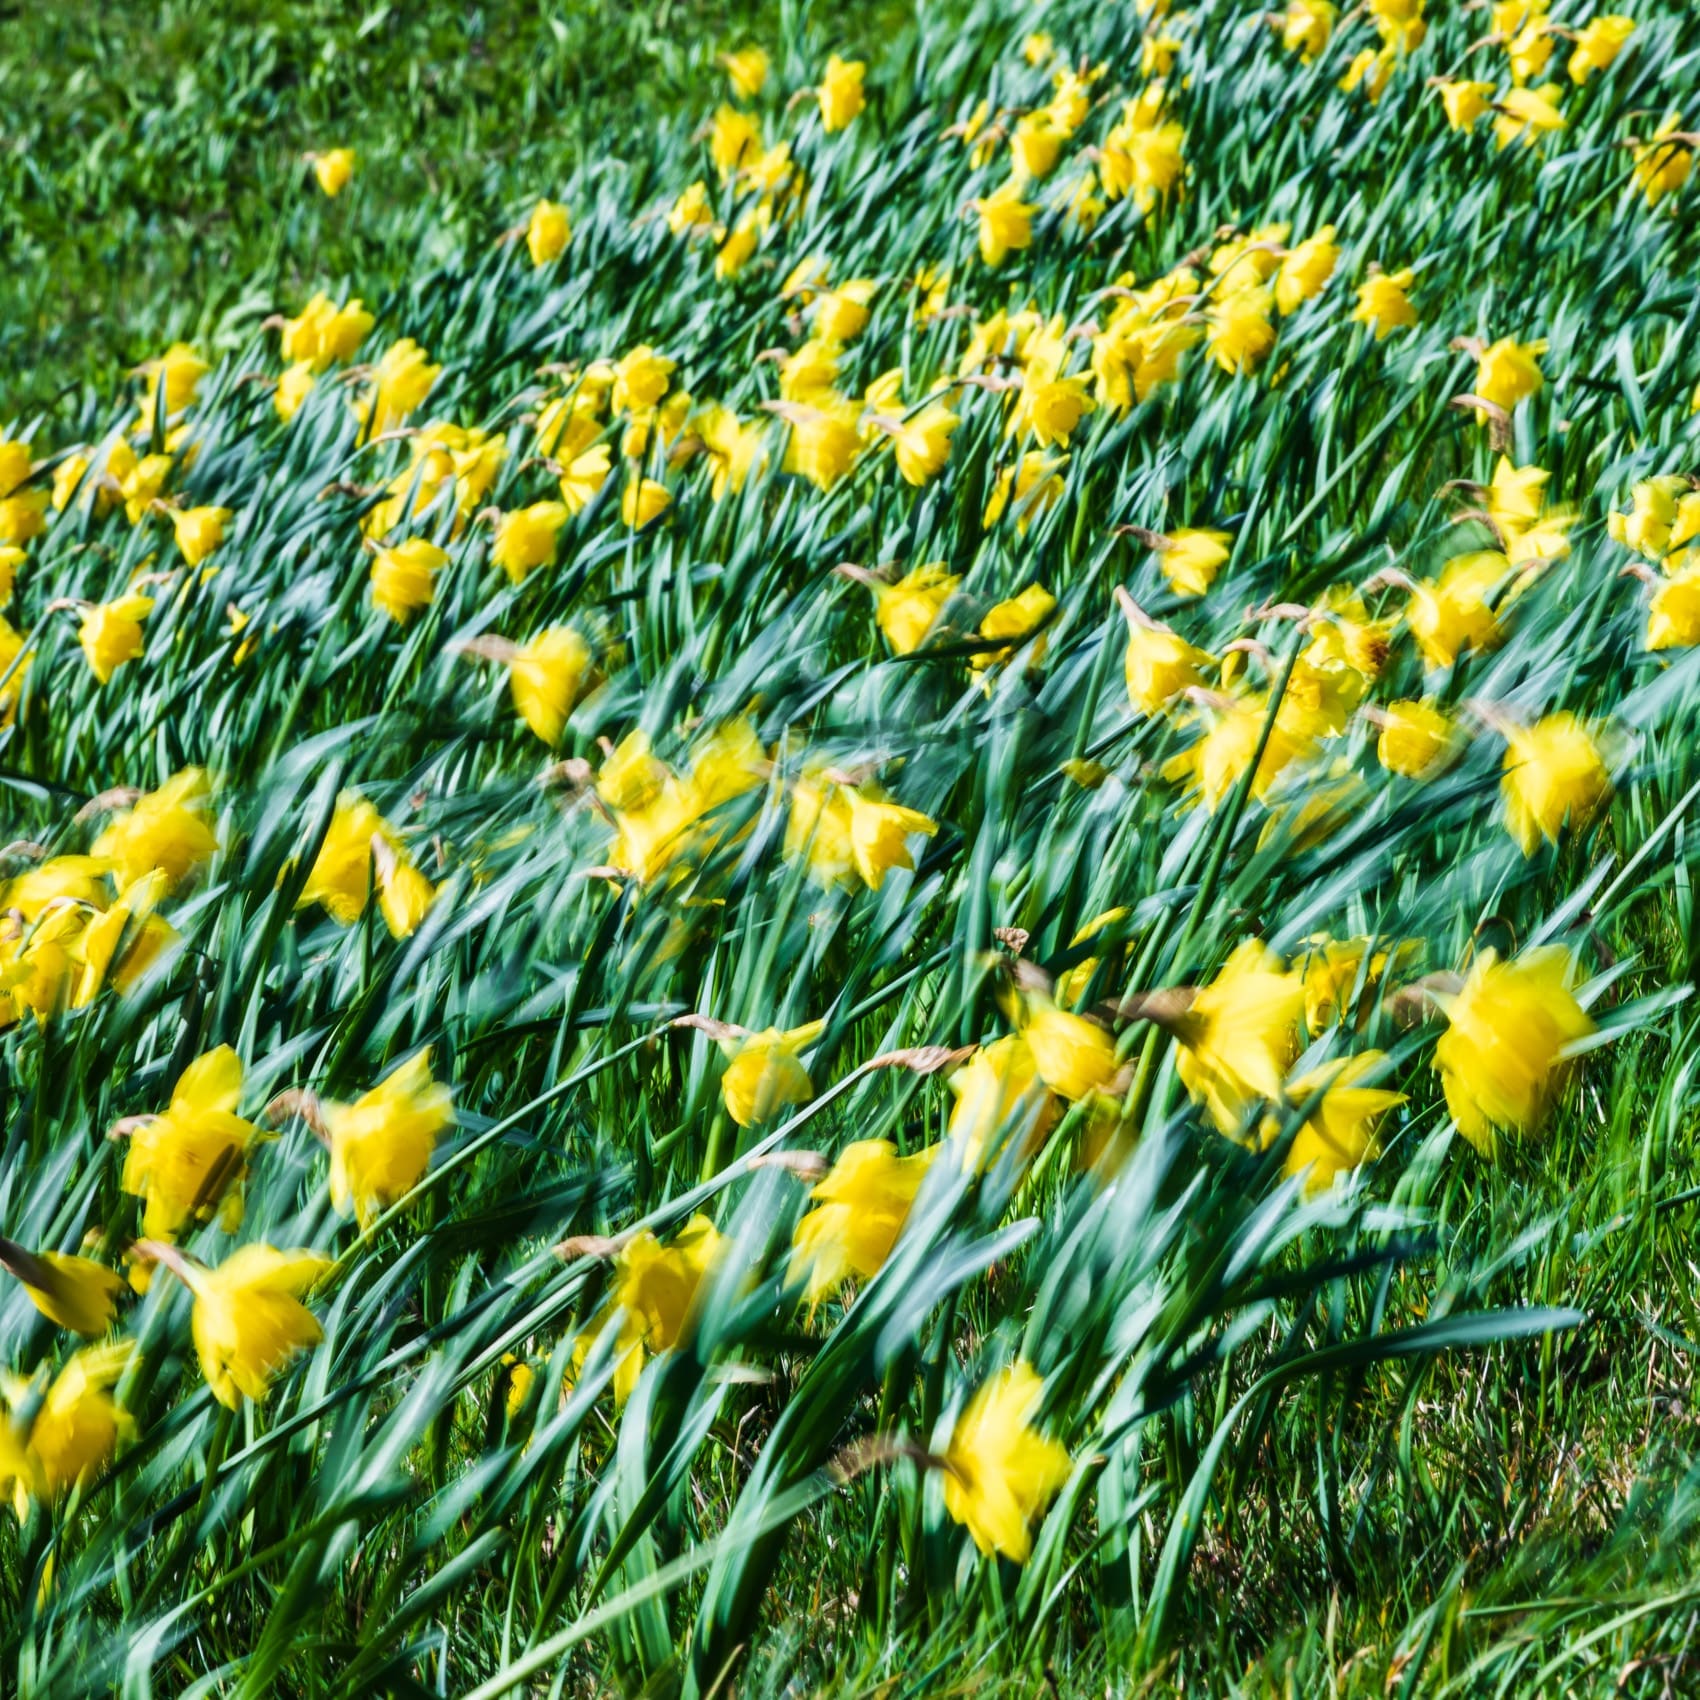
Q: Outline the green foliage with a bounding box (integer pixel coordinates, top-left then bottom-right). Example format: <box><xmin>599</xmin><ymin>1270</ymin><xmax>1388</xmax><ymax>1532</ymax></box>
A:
<box><xmin>0</xmin><ymin>0</ymin><xmax>815</xmax><ymax>418</ymax></box>
<box><xmin>3</xmin><ymin>0</ymin><xmax>1700</xmax><ymax>1695</ymax></box>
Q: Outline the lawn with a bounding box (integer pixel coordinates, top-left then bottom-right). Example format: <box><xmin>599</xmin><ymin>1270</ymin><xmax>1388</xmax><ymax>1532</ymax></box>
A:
<box><xmin>1</xmin><ymin>0</ymin><xmax>805</xmax><ymax>417</ymax></box>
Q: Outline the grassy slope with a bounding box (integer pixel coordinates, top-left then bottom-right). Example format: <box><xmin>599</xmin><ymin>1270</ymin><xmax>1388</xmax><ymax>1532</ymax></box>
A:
<box><xmin>1</xmin><ymin>0</ymin><xmax>797</xmax><ymax>419</ymax></box>
<box><xmin>3</xmin><ymin>1</ymin><xmax>1700</xmax><ymax>1697</ymax></box>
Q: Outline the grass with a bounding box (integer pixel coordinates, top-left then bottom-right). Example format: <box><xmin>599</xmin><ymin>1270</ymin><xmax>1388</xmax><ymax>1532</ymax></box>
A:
<box><xmin>0</xmin><ymin>0</ymin><xmax>809</xmax><ymax>418</ymax></box>
<box><xmin>4</xmin><ymin>0</ymin><xmax>1700</xmax><ymax>1694</ymax></box>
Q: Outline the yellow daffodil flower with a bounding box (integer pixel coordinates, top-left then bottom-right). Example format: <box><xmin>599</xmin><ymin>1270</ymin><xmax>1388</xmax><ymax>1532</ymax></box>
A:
<box><xmin>324</xmin><ymin>1049</ymin><xmax>455</xmax><ymax>1228</ymax></box>
<box><xmin>941</xmin><ymin>1361</ymin><xmax>1072</xmax><ymax>1562</ymax></box>
<box><xmin>790</xmin><ymin>1140</ymin><xmax>936</xmax><ymax>1306</ymax></box>
<box><xmin>120</xmin><ymin>1046</ymin><xmax>261</xmax><ymax>1242</ymax></box>
<box><xmin>1433</xmin><ymin>946</ymin><xmax>1593</xmax><ymax>1154</ymax></box>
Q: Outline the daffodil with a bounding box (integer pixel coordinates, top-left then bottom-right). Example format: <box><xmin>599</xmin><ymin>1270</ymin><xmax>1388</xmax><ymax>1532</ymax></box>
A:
<box><xmin>983</xmin><ymin>451</ymin><xmax>1067</xmax><ymax>531</ymax></box>
<box><xmin>0</xmin><ymin>1344</ymin><xmax>134</xmax><ymax>1517</ymax></box>
<box><xmin>145</xmin><ymin>1242</ymin><xmax>332</xmax><ymax>1408</ymax></box>
<box><xmin>1274</xmin><ymin>227</ymin><xmax>1339</xmax><ymax>313</ymax></box>
<box><xmin>1279</xmin><ymin>652</ymin><xmax>1366</xmax><ymax>741</ymax></box>
<box><xmin>1</xmin><ymin>856</ymin><xmax>108</xmax><ymax>920</ymax></box>
<box><xmin>1353</xmin><ymin>267</ymin><xmax>1418</xmax><ymax>338</ymax></box>
<box><xmin>975</xmin><ymin>179</ymin><xmax>1035</xmax><ymax>268</ymax></box>
<box><xmin>370</xmin><ymin>536</ymin><xmax>446</xmax><ymax>624</ymax></box>
<box><xmin>1436</xmin><ymin>80</ymin><xmax>1494</xmax><ymax>131</ymax></box>
<box><xmin>120</xmin><ymin>452</ymin><xmax>173</xmax><ymax>524</ymax></box>
<box><xmin>668</xmin><ymin>180</ymin><xmax>714</xmax><ymax>237</ymax></box>
<box><xmin>1206</xmin><ymin>285</ymin><xmax>1277</xmax><ymax>376</ymax></box>
<box><xmin>1047</xmin><ymin>65</ymin><xmax>1095</xmax><ymax>133</ymax></box>
<box><xmin>355</xmin><ymin>338</ymin><xmax>440</xmax><ymax>434</ymax></box>
<box><xmin>69</xmin><ymin>879</ymin><xmax>178</xmax><ymax>1007</ymax></box>
<box><xmin>373</xmin><ymin>837</ymin><xmax>437</xmax><ymax>938</ymax></box>
<box><xmin>491</xmin><ymin>501</ymin><xmax>569</xmax><ymax>585</ymax></box>
<box><xmin>972</xmin><ymin>584</ymin><xmax>1056</xmax><ymax>672</ymax></box>
<box><xmin>1507</xmin><ymin>21</ymin><xmax>1554</xmax><ymax>84</ymax></box>
<box><xmin>1278</xmin><ymin>0</ymin><xmax>1335</xmax><ymax>61</ymax></box>
<box><xmin>1474</xmin><ymin>337</ymin><xmax>1547</xmax><ymax>416</ymax></box>
<box><xmin>0</xmin><ymin>614</ymin><xmax>26</xmax><ymax>729</ymax></box>
<box><xmin>1609</xmin><ymin>476</ymin><xmax>1688</xmax><ymax>560</ymax></box>
<box><xmin>1482</xmin><ymin>456</ymin><xmax>1548</xmax><ymax>534</ymax></box>
<box><xmin>1632</xmin><ymin>117</ymin><xmax>1692</xmax><ymax>206</ymax></box>
<box><xmin>526</xmin><ymin>198</ymin><xmax>572</xmax><ymax>267</ymax></box>
<box><xmin>1009</xmin><ymin>111</ymin><xmax>1064</xmax><ymax>183</ymax></box>
<box><xmin>811</xmin><ymin>280</ymin><xmax>873</xmax><ymax>344</ymax></box>
<box><xmin>1099</xmin><ymin>108</ymin><xmax>1187</xmax><ymax>210</ymax></box>
<box><xmin>0</xmin><ymin>1239</ymin><xmax>125</xmax><ymax>1335</ymax></box>
<box><xmin>817</xmin><ymin>54</ymin><xmax>866</xmax><ymax>131</ymax></box>
<box><xmin>1339</xmin><ymin>47</ymin><xmax>1396</xmax><ymax>104</ymax></box>
<box><xmin>706</xmin><ymin>105</ymin><xmax>759</xmax><ymax>181</ymax></box>
<box><xmin>280</xmin><ymin>291</ymin><xmax>373</xmax><ymax>369</ymax></box>
<box><xmin>90</xmin><ymin>767</ymin><xmax>218</xmax><ymax>892</ymax></box>
<box><xmin>138</xmin><ymin>343</ymin><xmax>208</xmax><ymax>417</ymax></box>
<box><xmin>120</xmin><ymin>1046</ymin><xmax>262</xmax><ymax>1242</ymax></box>
<box><xmin>0</xmin><ymin>438</ymin><xmax>31</xmax><ymax>499</ymax></box>
<box><xmin>621</xmin><ymin>477</ymin><xmax>672</xmax><ymax>528</ymax></box>
<box><xmin>558</xmin><ymin>443</ymin><xmax>613</xmax><ymax>514</ymax></box>
<box><xmin>1169</xmin><ymin>940</ymin><xmax>1306</xmax><ymax>1135</ymax></box>
<box><xmin>696</xmin><ymin>405</ymin><xmax>765</xmax><ymax>497</ymax></box>
<box><xmin>323</xmin><ymin>1049</ymin><xmax>455</xmax><ymax>1228</ymax></box>
<box><xmin>1298</xmin><ymin>937</ymin><xmax>1417</xmax><ymax>1030</ymax></box>
<box><xmin>79</xmin><ymin>594</ymin><xmax>153</xmax><ymax>684</ymax></box>
<box><xmin>1162</xmin><ymin>693</ymin><xmax>1315</xmax><ymax>810</ymax></box>
<box><xmin>1567</xmin><ymin>15</ymin><xmax>1633</xmax><ymax>84</ymax></box>
<box><xmin>686</xmin><ymin>717</ymin><xmax>769</xmax><ymax>817</ymax></box>
<box><xmin>1053</xmin><ymin>908</ymin><xmax>1131</xmax><ymax>1009</ymax></box>
<box><xmin>309</xmin><ymin>147</ymin><xmax>355</xmax><ymax>197</ymax></box>
<box><xmin>1500</xmin><ymin>713</ymin><xmax>1612</xmax><ymax>854</ymax></box>
<box><xmin>1140</xmin><ymin>33</ymin><xmax>1182</xmax><ymax>77</ymax></box>
<box><xmin>716</xmin><ymin>1020</ymin><xmax>821</xmax><ymax>1127</ymax></box>
<box><xmin>605</xmin><ymin>778</ymin><xmax>700</xmax><ymax>885</ymax></box>
<box><xmin>1266</xmin><ymin>1053</ymin><xmax>1404</xmax><ymax>1192</ymax></box>
<box><xmin>1493</xmin><ymin>87</ymin><xmax>1565</xmax><ymax>151</ymax></box>
<box><xmin>850</xmin><ymin>561</ymin><xmax>959</xmax><ymax>655</ymax></box>
<box><xmin>1307</xmin><ymin>589</ymin><xmax>1391</xmax><ymax>682</ymax></box>
<box><xmin>790</xmin><ymin>1140</ymin><xmax>936</xmax><ymax>1306</ymax></box>
<box><xmin>941</xmin><ymin>1362</ymin><xmax>1072</xmax><ymax>1562</ymax></box>
<box><xmin>1118</xmin><ymin>593</ymin><xmax>1213</xmax><ymax>714</ymax></box>
<box><xmin>842</xmin><ymin>786</ymin><xmax>937</xmax><ymax>889</ymax></box>
<box><xmin>783</xmin><ymin>772</ymin><xmax>857</xmax><ymax>888</ymax></box>
<box><xmin>1433</xmin><ymin>946</ymin><xmax>1594</xmax><ymax>1154</ymax></box>
<box><xmin>881</xmin><ymin>400</ymin><xmax>959</xmax><ymax>486</ymax></box>
<box><xmin>1646</xmin><ymin>566</ymin><xmax>1700</xmax><ymax>651</ymax></box>
<box><xmin>1403</xmin><ymin>552</ymin><xmax>1504</xmax><ymax>669</ymax></box>
<box><xmin>276</xmin><ymin>361</ymin><xmax>317</xmax><ymax>422</ymax></box>
<box><xmin>0</xmin><ymin>860</ymin><xmax>135</xmax><ymax>1025</ymax></box>
<box><xmin>1009</xmin><ymin>370</ymin><xmax>1094</xmax><ymax>449</ymax></box>
<box><xmin>0</xmin><ymin>489</ymin><xmax>47</xmax><ymax>548</ymax></box>
<box><xmin>591</xmin><ymin>1216</ymin><xmax>722</xmax><ymax>1402</ymax></box>
<box><xmin>783</xmin><ymin>771</ymin><xmax>936</xmax><ymax>893</ymax></box>
<box><xmin>296</xmin><ymin>792</ymin><xmax>435</xmax><ymax>936</ymax></box>
<box><xmin>50</xmin><ymin>455</ymin><xmax>88</xmax><ymax>514</ymax></box>
<box><xmin>1369</xmin><ymin>0</ymin><xmax>1424</xmax><ymax>45</ymax></box>
<box><xmin>721</xmin><ymin>45</ymin><xmax>769</xmax><ymax>98</ymax></box>
<box><xmin>1021</xmin><ymin>1002</ymin><xmax>1118</xmax><ymax>1102</ymax></box>
<box><xmin>1154</xmin><ymin>527</ymin><xmax>1233</xmax><ymax>598</ymax></box>
<box><xmin>714</xmin><ymin>214</ymin><xmax>762</xmax><ymax>280</ymax></box>
<box><xmin>775</xmin><ymin>399</ymin><xmax>863</xmax><ymax>490</ymax></box>
<box><xmin>1375</xmin><ymin>699</ymin><xmax>1457</xmax><ymax>778</ymax></box>
<box><xmin>946</xmin><ymin>1035</ymin><xmax>1059</xmax><ymax>1169</ymax></box>
<box><xmin>612</xmin><ymin>346</ymin><xmax>675</xmax><ymax>415</ymax></box>
<box><xmin>507</xmin><ymin>626</ymin><xmax>593</xmax><ymax>745</ymax></box>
